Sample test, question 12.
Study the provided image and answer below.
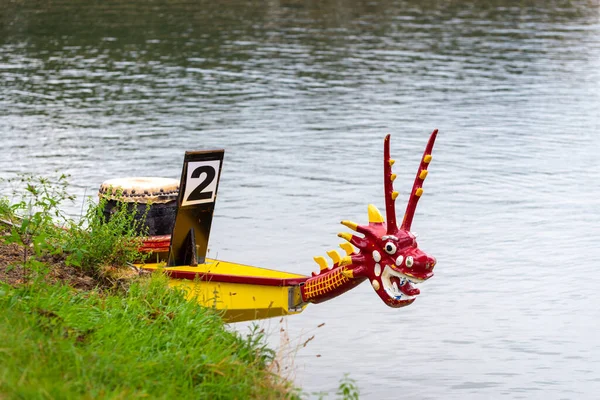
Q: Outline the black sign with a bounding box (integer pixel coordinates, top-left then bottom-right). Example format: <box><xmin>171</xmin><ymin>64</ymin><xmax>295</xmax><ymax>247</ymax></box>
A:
<box><xmin>167</xmin><ymin>149</ymin><xmax>224</xmax><ymax>266</ymax></box>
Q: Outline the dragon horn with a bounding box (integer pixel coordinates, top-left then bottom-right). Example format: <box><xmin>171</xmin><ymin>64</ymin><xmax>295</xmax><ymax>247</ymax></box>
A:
<box><xmin>401</xmin><ymin>129</ymin><xmax>438</xmax><ymax>231</ymax></box>
<box><xmin>383</xmin><ymin>134</ymin><xmax>399</xmax><ymax>234</ymax></box>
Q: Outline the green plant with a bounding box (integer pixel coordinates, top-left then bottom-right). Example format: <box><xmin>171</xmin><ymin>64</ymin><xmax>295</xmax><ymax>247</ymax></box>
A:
<box><xmin>244</xmin><ymin>323</ymin><xmax>277</xmax><ymax>368</ymax></box>
<box><xmin>60</xmin><ymin>193</ymin><xmax>150</xmax><ymax>272</ymax></box>
<box><xmin>336</xmin><ymin>374</ymin><xmax>360</xmax><ymax>400</ymax></box>
<box><xmin>0</xmin><ymin>175</ymin><xmax>149</xmax><ymax>276</ymax></box>
<box><xmin>1</xmin><ymin>174</ymin><xmax>73</xmax><ymax>264</ymax></box>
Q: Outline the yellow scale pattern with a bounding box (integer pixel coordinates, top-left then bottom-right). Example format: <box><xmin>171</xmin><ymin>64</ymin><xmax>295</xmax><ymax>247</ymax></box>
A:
<box><xmin>303</xmin><ymin>268</ymin><xmax>350</xmax><ymax>301</ymax></box>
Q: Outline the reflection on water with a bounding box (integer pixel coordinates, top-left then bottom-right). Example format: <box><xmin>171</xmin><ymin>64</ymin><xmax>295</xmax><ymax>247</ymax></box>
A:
<box><xmin>1</xmin><ymin>0</ymin><xmax>599</xmax><ymax>397</ymax></box>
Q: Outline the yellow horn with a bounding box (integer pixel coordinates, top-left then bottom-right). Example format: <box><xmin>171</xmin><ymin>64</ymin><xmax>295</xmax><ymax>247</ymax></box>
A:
<box><xmin>340</xmin><ymin>220</ymin><xmax>358</xmax><ymax>231</ymax></box>
<box><xmin>338</xmin><ymin>232</ymin><xmax>353</xmax><ymax>242</ymax></box>
<box><xmin>367</xmin><ymin>204</ymin><xmax>384</xmax><ymax>223</ymax></box>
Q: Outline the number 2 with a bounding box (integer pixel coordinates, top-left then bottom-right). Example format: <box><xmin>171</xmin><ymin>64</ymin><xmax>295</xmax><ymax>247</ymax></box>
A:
<box><xmin>186</xmin><ymin>166</ymin><xmax>215</xmax><ymax>202</ymax></box>
<box><xmin>181</xmin><ymin>158</ymin><xmax>221</xmax><ymax>207</ymax></box>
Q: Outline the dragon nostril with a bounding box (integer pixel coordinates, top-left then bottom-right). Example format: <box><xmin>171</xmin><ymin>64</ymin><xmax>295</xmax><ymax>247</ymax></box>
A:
<box><xmin>427</xmin><ymin>257</ymin><xmax>437</xmax><ymax>269</ymax></box>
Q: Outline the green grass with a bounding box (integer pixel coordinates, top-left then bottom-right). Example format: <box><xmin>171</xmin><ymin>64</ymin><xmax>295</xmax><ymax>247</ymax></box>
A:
<box><xmin>0</xmin><ymin>273</ymin><xmax>295</xmax><ymax>399</ymax></box>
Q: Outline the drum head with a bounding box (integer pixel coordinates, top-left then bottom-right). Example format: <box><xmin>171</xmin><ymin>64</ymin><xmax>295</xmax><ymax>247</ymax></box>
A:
<box><xmin>99</xmin><ymin>177</ymin><xmax>179</xmax><ymax>203</ymax></box>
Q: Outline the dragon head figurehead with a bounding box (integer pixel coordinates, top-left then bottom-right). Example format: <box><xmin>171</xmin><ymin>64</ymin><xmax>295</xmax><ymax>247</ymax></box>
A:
<box><xmin>339</xmin><ymin>131</ymin><xmax>438</xmax><ymax>307</ymax></box>
<box><xmin>339</xmin><ymin>203</ymin><xmax>436</xmax><ymax>308</ymax></box>
<box><xmin>300</xmin><ymin>130</ymin><xmax>439</xmax><ymax>308</ymax></box>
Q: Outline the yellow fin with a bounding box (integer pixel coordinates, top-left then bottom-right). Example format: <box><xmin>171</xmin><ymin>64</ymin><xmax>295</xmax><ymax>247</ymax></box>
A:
<box><xmin>419</xmin><ymin>170</ymin><xmax>428</xmax><ymax>179</ymax></box>
<box><xmin>340</xmin><ymin>220</ymin><xmax>358</xmax><ymax>231</ymax></box>
<box><xmin>339</xmin><ymin>242</ymin><xmax>354</xmax><ymax>255</ymax></box>
<box><xmin>326</xmin><ymin>250</ymin><xmax>341</xmax><ymax>264</ymax></box>
<box><xmin>389</xmin><ymin>159</ymin><xmax>395</xmax><ymax>166</ymax></box>
<box><xmin>391</xmin><ymin>191</ymin><xmax>399</xmax><ymax>200</ymax></box>
<box><xmin>367</xmin><ymin>204</ymin><xmax>384</xmax><ymax>223</ymax></box>
<box><xmin>313</xmin><ymin>256</ymin><xmax>329</xmax><ymax>271</ymax></box>
<box><xmin>390</xmin><ymin>173</ymin><xmax>397</xmax><ymax>181</ymax></box>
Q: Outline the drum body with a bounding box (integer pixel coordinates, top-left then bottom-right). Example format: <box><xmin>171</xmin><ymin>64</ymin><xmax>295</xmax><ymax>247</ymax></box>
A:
<box><xmin>99</xmin><ymin>177</ymin><xmax>179</xmax><ymax>236</ymax></box>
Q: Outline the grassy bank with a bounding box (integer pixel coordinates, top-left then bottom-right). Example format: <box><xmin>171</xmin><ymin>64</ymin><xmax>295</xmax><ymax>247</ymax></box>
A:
<box><xmin>0</xmin><ymin>176</ymin><xmax>297</xmax><ymax>399</ymax></box>
<box><xmin>0</xmin><ymin>273</ymin><xmax>294</xmax><ymax>399</ymax></box>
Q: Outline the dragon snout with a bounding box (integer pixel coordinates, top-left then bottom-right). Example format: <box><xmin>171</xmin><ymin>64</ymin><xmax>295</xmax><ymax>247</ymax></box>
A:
<box><xmin>426</xmin><ymin>255</ymin><xmax>436</xmax><ymax>270</ymax></box>
<box><xmin>401</xmin><ymin>253</ymin><xmax>435</xmax><ymax>281</ymax></box>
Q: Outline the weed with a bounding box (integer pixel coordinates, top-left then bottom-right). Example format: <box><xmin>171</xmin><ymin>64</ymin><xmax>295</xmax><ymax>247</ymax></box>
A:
<box><xmin>0</xmin><ymin>175</ymin><xmax>148</xmax><ymax>277</ymax></box>
<box><xmin>1</xmin><ymin>175</ymin><xmax>73</xmax><ymax>264</ymax></box>
<box><xmin>336</xmin><ymin>374</ymin><xmax>360</xmax><ymax>400</ymax></box>
<box><xmin>62</xmin><ymin>193</ymin><xmax>150</xmax><ymax>273</ymax></box>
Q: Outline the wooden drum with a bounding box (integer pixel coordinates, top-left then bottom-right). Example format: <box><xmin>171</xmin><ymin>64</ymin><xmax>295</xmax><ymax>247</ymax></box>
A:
<box><xmin>98</xmin><ymin>177</ymin><xmax>179</xmax><ymax>237</ymax></box>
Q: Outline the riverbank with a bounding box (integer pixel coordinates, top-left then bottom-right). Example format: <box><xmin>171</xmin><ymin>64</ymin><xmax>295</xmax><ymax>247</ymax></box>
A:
<box><xmin>0</xmin><ymin>178</ymin><xmax>298</xmax><ymax>399</ymax></box>
<box><xmin>0</xmin><ymin>245</ymin><xmax>297</xmax><ymax>399</ymax></box>
<box><xmin>0</xmin><ymin>273</ymin><xmax>296</xmax><ymax>399</ymax></box>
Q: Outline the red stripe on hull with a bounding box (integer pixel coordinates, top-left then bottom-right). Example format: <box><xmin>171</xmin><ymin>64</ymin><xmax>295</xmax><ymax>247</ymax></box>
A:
<box><xmin>148</xmin><ymin>268</ymin><xmax>309</xmax><ymax>287</ymax></box>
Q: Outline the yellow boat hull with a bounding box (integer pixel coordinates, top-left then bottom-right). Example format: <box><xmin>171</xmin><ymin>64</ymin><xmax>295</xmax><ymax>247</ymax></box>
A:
<box><xmin>139</xmin><ymin>259</ymin><xmax>308</xmax><ymax>323</ymax></box>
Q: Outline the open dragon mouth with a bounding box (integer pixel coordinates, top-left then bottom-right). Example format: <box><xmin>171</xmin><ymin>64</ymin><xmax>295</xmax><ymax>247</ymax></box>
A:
<box><xmin>381</xmin><ymin>265</ymin><xmax>424</xmax><ymax>301</ymax></box>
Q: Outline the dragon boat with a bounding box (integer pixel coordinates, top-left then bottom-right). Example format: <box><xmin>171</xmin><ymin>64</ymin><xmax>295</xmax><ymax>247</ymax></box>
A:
<box><xmin>99</xmin><ymin>131</ymin><xmax>439</xmax><ymax>323</ymax></box>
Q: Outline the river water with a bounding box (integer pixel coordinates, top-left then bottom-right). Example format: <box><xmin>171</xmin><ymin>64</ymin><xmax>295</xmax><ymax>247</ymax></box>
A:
<box><xmin>1</xmin><ymin>0</ymin><xmax>599</xmax><ymax>398</ymax></box>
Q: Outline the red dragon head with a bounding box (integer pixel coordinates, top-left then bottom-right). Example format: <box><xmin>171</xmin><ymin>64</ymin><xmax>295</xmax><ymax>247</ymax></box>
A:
<box><xmin>335</xmin><ymin>130</ymin><xmax>438</xmax><ymax>308</ymax></box>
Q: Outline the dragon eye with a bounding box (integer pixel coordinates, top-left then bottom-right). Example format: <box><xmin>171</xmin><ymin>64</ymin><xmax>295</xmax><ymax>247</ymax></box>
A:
<box><xmin>384</xmin><ymin>242</ymin><xmax>397</xmax><ymax>255</ymax></box>
<box><xmin>406</xmin><ymin>256</ymin><xmax>414</xmax><ymax>268</ymax></box>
